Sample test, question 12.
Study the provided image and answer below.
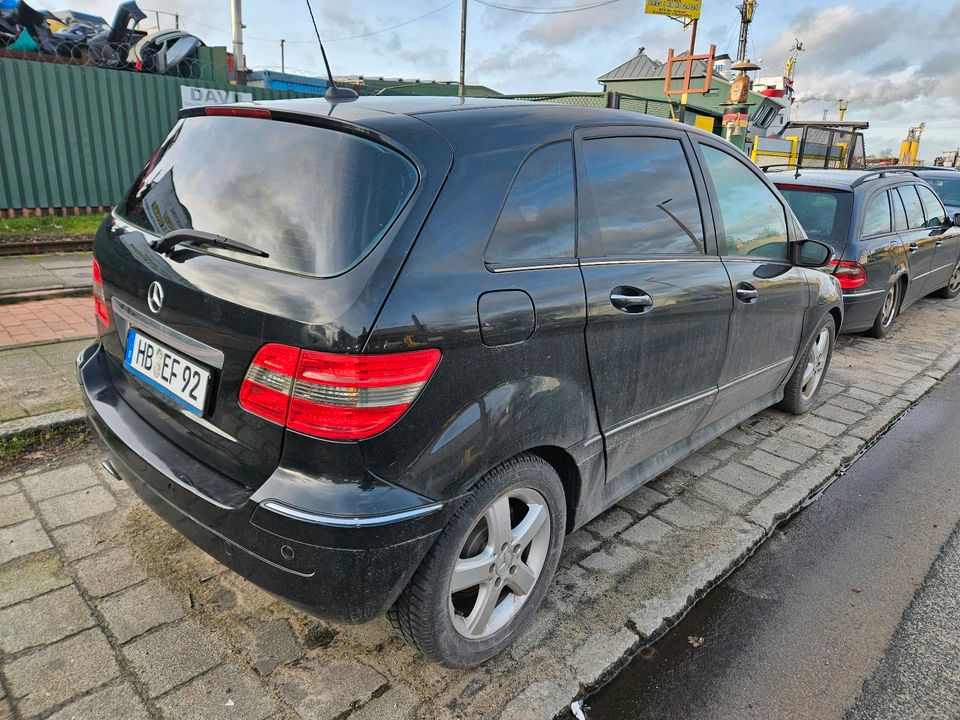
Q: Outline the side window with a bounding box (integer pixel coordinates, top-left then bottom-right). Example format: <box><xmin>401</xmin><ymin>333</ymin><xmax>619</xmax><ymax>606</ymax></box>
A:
<box><xmin>891</xmin><ymin>190</ymin><xmax>909</xmax><ymax>231</ymax></box>
<box><xmin>917</xmin><ymin>185</ymin><xmax>947</xmax><ymax>227</ymax></box>
<box><xmin>485</xmin><ymin>142</ymin><xmax>575</xmax><ymax>264</ymax></box>
<box><xmin>699</xmin><ymin>144</ymin><xmax>789</xmax><ymax>261</ymax></box>
<box><xmin>581</xmin><ymin>136</ymin><xmax>704</xmax><ymax>256</ymax></box>
<box><xmin>897</xmin><ymin>186</ymin><xmax>926</xmax><ymax>229</ymax></box>
<box><xmin>861</xmin><ymin>193</ymin><xmax>891</xmax><ymax>237</ymax></box>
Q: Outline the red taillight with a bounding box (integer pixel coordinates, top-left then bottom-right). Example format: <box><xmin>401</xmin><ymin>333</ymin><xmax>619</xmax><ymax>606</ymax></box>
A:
<box><xmin>828</xmin><ymin>260</ymin><xmax>867</xmax><ymax>290</ymax></box>
<box><xmin>92</xmin><ymin>257</ymin><xmax>110</xmax><ymax>327</ymax></box>
<box><xmin>239</xmin><ymin>344</ymin><xmax>441</xmax><ymax>440</ymax></box>
<box><xmin>204</xmin><ymin>106</ymin><xmax>272</xmax><ymax>119</ymax></box>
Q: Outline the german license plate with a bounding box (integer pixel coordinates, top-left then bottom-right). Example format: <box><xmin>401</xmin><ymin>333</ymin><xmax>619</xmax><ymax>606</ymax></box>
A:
<box><xmin>124</xmin><ymin>329</ymin><xmax>211</xmax><ymax>416</ymax></box>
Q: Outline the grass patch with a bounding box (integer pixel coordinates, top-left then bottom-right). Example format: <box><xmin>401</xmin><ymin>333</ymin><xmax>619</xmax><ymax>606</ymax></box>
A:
<box><xmin>0</xmin><ymin>423</ymin><xmax>91</xmax><ymax>472</ymax></box>
<box><xmin>0</xmin><ymin>213</ymin><xmax>106</xmax><ymax>238</ymax></box>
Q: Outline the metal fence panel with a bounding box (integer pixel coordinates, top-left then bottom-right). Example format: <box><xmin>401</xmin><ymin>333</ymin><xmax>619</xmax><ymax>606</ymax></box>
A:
<box><xmin>0</xmin><ymin>57</ymin><xmax>310</xmax><ymax>212</ymax></box>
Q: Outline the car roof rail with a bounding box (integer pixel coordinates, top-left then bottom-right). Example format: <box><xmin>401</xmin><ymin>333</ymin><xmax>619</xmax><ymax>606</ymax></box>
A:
<box><xmin>761</xmin><ymin>163</ymin><xmax>804</xmax><ymax>178</ymax></box>
<box><xmin>849</xmin><ymin>168</ymin><xmax>920</xmax><ymax>188</ymax></box>
<box><xmin>876</xmin><ymin>164</ymin><xmax>960</xmax><ymax>172</ymax></box>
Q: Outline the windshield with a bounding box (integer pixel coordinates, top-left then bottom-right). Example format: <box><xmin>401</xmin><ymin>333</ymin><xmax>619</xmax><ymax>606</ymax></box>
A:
<box><xmin>119</xmin><ymin>116</ymin><xmax>419</xmax><ymax>277</ymax></box>
<box><xmin>924</xmin><ymin>177</ymin><xmax>960</xmax><ymax>207</ymax></box>
<box><xmin>777</xmin><ymin>187</ymin><xmax>853</xmax><ymax>247</ymax></box>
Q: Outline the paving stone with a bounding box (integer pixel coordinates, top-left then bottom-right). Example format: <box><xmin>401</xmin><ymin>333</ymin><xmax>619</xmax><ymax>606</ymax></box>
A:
<box><xmin>829</xmin><ymin>395</ymin><xmax>875</xmax><ymax>414</ymax></box>
<box><xmin>582</xmin><ymin>507</ymin><xmax>633</xmax><ymax>538</ymax></box>
<box><xmin>4</xmin><ymin>629</ymin><xmax>119</xmax><ymax>718</ymax></box>
<box><xmin>580</xmin><ymin>543</ymin><xmax>645</xmax><ymax>575</ymax></box>
<box><xmin>52</xmin><ymin>518</ymin><xmax>122</xmax><ymax>561</ymax></box>
<box><xmin>647</xmin><ymin>468</ymin><xmax>692</xmax><ymax>496</ymax></box>
<box><xmin>248</xmin><ymin>618</ymin><xmax>302</xmax><ymax>675</ymax></box>
<box><xmin>47</xmin><ymin>683</ymin><xmax>150</xmax><ymax>720</ymax></box>
<box><xmin>843</xmin><ymin>386</ymin><xmax>886</xmax><ymax>404</ymax></box>
<box><xmin>0</xmin><ymin>519</ymin><xmax>52</xmax><ymax>564</ymax></box>
<box><xmin>0</xmin><ymin>551</ymin><xmax>71</xmax><ymax>608</ymax></box>
<box><xmin>349</xmin><ymin>686</ymin><xmax>418</xmax><ymax>720</ymax></box>
<box><xmin>702</xmin><ymin>440</ymin><xmax>739</xmax><ymax>462</ymax></box>
<box><xmin>674</xmin><ymin>452</ymin><xmax>719</xmax><ymax>477</ymax></box>
<box><xmin>0</xmin><ymin>480</ymin><xmax>19</xmax><ymax>497</ymax></box>
<box><xmin>0</xmin><ymin>585</ymin><xmax>94</xmax><ymax>653</ymax></box>
<box><xmin>98</xmin><ymin>580</ymin><xmax>185</xmax><ymax>644</ymax></box>
<box><xmin>654</xmin><ymin>498</ymin><xmax>719</xmax><ymax>530</ymax></box>
<box><xmin>0</xmin><ymin>492</ymin><xmax>33</xmax><ymax>528</ymax></box>
<box><xmin>812</xmin><ymin>403</ymin><xmax>865</xmax><ymax>425</ymax></box>
<box><xmin>157</xmin><ymin>665</ymin><xmax>277</xmax><ymax>720</ymax></box>
<box><xmin>621</xmin><ymin>516</ymin><xmax>673</xmax><ymax>547</ymax></box>
<box><xmin>617</xmin><ymin>485</ymin><xmax>668</xmax><ymax>516</ymax></box>
<box><xmin>272</xmin><ymin>659</ymin><xmax>386</xmax><ymax>720</ymax></box>
<box><xmin>37</xmin><ymin>486</ymin><xmax>116</xmax><ymax>528</ymax></box>
<box><xmin>898</xmin><ymin>374</ymin><xmax>939</xmax><ymax>401</ymax></box>
<box><xmin>741</xmin><ymin>448</ymin><xmax>800</xmax><ymax>479</ymax></box>
<box><xmin>757</xmin><ymin>435</ymin><xmax>818</xmax><ymax>464</ymax></box>
<box><xmin>499</xmin><ymin>677</ymin><xmax>580</xmax><ymax>720</ymax></box>
<box><xmin>20</xmin><ymin>463</ymin><xmax>100</xmax><ymax>502</ymax></box>
<box><xmin>720</xmin><ymin>427</ymin><xmax>762</xmax><ymax>446</ymax></box>
<box><xmin>123</xmin><ymin>619</ymin><xmax>221</xmax><ymax>697</ymax></box>
<box><xmin>747</xmin><ymin>477</ymin><xmax>819</xmax><ymax>529</ymax></box>
<box><xmin>685</xmin><ymin>477</ymin><xmax>755</xmax><ymax>514</ymax></box>
<box><xmin>74</xmin><ymin>546</ymin><xmax>147</xmax><ymax>598</ymax></box>
<box><xmin>569</xmin><ymin>627</ymin><xmax>637</xmax><ymax>685</ymax></box>
<box><xmin>796</xmin><ymin>413</ymin><xmax>847</xmax><ymax>438</ymax></box>
<box><xmin>709</xmin><ymin>462</ymin><xmax>778</xmax><ymax>496</ymax></box>
<box><xmin>560</xmin><ymin>529</ymin><xmax>602</xmax><ymax>561</ymax></box>
<box><xmin>776</xmin><ymin>423</ymin><xmax>834</xmax><ymax>449</ymax></box>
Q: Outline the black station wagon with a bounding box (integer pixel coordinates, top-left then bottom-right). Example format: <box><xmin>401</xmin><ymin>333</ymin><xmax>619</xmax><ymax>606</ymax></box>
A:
<box><xmin>773</xmin><ymin>169</ymin><xmax>960</xmax><ymax>337</ymax></box>
<box><xmin>80</xmin><ymin>97</ymin><xmax>841</xmax><ymax>667</ymax></box>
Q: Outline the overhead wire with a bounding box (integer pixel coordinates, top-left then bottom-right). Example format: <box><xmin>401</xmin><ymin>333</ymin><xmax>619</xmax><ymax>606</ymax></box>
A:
<box><xmin>472</xmin><ymin>0</ymin><xmax>622</xmax><ymax>14</ymax></box>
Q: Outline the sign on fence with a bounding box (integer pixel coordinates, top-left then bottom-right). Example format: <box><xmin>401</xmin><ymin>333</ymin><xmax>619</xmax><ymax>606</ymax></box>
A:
<box><xmin>644</xmin><ymin>0</ymin><xmax>702</xmax><ymax>20</ymax></box>
<box><xmin>180</xmin><ymin>86</ymin><xmax>254</xmax><ymax>108</ymax></box>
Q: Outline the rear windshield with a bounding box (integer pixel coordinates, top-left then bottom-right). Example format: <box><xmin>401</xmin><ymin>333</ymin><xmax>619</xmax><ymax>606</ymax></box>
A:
<box><xmin>119</xmin><ymin>116</ymin><xmax>418</xmax><ymax>277</ymax></box>
<box><xmin>924</xmin><ymin>177</ymin><xmax>960</xmax><ymax>206</ymax></box>
<box><xmin>777</xmin><ymin>187</ymin><xmax>853</xmax><ymax>247</ymax></box>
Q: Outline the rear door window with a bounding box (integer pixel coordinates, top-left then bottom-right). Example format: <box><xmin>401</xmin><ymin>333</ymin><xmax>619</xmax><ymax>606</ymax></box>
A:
<box><xmin>699</xmin><ymin>144</ymin><xmax>789</xmax><ymax>262</ymax></box>
<box><xmin>485</xmin><ymin>142</ymin><xmax>575</xmax><ymax>264</ymax></box>
<box><xmin>917</xmin><ymin>185</ymin><xmax>947</xmax><ymax>227</ymax></box>
<box><xmin>862</xmin><ymin>192</ymin><xmax>891</xmax><ymax>236</ymax></box>
<box><xmin>119</xmin><ymin>116</ymin><xmax>419</xmax><ymax>277</ymax></box>
<box><xmin>580</xmin><ymin>136</ymin><xmax>705</xmax><ymax>256</ymax></box>
<box><xmin>897</xmin><ymin>186</ymin><xmax>926</xmax><ymax>230</ymax></box>
<box><xmin>891</xmin><ymin>190</ymin><xmax>909</xmax><ymax>231</ymax></box>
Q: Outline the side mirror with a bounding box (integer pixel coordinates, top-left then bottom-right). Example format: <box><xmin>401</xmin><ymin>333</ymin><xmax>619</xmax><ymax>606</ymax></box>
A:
<box><xmin>953</xmin><ymin>212</ymin><xmax>960</xmax><ymax>227</ymax></box>
<box><xmin>795</xmin><ymin>239</ymin><xmax>834</xmax><ymax>268</ymax></box>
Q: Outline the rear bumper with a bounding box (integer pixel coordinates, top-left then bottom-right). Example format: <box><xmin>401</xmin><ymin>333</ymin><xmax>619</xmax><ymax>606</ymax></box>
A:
<box><xmin>839</xmin><ymin>289</ymin><xmax>884</xmax><ymax>333</ymax></box>
<box><xmin>78</xmin><ymin>342</ymin><xmax>445</xmax><ymax>624</ymax></box>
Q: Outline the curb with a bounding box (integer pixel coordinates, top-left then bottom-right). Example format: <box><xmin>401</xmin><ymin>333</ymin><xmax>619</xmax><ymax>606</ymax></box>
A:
<box><xmin>0</xmin><ymin>335</ymin><xmax>97</xmax><ymax>352</ymax></box>
<box><xmin>0</xmin><ymin>286</ymin><xmax>91</xmax><ymax>304</ymax></box>
<box><xmin>0</xmin><ymin>408</ymin><xmax>86</xmax><ymax>441</ymax></box>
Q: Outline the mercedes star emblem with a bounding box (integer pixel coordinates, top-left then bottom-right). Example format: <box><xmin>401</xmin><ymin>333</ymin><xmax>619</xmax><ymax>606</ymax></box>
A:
<box><xmin>147</xmin><ymin>281</ymin><xmax>164</xmax><ymax>314</ymax></box>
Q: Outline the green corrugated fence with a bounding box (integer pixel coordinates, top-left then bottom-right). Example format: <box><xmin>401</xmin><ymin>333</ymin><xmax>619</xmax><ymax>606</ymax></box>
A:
<box><xmin>0</xmin><ymin>56</ymin><xmax>312</xmax><ymax>213</ymax></box>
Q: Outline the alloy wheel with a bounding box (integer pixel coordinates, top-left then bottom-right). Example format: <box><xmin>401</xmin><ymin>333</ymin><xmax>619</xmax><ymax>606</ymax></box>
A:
<box><xmin>949</xmin><ymin>261</ymin><xmax>960</xmax><ymax>294</ymax></box>
<box><xmin>800</xmin><ymin>327</ymin><xmax>830</xmax><ymax>401</ymax></box>
<box><xmin>448</xmin><ymin>487</ymin><xmax>551</xmax><ymax>639</ymax></box>
<box><xmin>879</xmin><ymin>284</ymin><xmax>899</xmax><ymax>328</ymax></box>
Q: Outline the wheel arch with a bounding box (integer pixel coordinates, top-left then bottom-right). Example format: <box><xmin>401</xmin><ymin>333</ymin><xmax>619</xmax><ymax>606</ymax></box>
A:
<box><xmin>528</xmin><ymin>445</ymin><xmax>581</xmax><ymax>533</ymax></box>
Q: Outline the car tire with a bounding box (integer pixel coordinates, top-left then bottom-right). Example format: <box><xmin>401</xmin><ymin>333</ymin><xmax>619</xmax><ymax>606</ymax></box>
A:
<box><xmin>778</xmin><ymin>314</ymin><xmax>835</xmax><ymax>415</ymax></box>
<box><xmin>934</xmin><ymin>258</ymin><xmax>960</xmax><ymax>299</ymax></box>
<box><xmin>389</xmin><ymin>453</ymin><xmax>566</xmax><ymax>668</ymax></box>
<box><xmin>865</xmin><ymin>281</ymin><xmax>901</xmax><ymax>338</ymax></box>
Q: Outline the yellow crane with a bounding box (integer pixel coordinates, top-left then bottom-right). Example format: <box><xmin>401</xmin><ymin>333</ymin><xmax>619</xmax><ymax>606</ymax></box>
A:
<box><xmin>899</xmin><ymin>123</ymin><xmax>926</xmax><ymax>165</ymax></box>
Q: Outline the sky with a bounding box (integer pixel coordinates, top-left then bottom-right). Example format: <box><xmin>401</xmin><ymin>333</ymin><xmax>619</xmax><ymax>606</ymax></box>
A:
<box><xmin>76</xmin><ymin>0</ymin><xmax>960</xmax><ymax>160</ymax></box>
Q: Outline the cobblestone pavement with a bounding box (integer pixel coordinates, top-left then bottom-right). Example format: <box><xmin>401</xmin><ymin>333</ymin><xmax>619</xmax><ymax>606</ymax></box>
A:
<box><xmin>0</xmin><ymin>254</ymin><xmax>91</xmax><ymax>298</ymax></box>
<box><xmin>0</xmin><ymin>339</ymin><xmax>88</xmax><ymax>422</ymax></box>
<box><xmin>2</xmin><ymin>295</ymin><xmax>960</xmax><ymax>720</ymax></box>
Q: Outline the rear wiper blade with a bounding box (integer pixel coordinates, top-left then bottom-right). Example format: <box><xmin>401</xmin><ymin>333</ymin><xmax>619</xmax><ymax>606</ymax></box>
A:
<box><xmin>151</xmin><ymin>229</ymin><xmax>269</xmax><ymax>258</ymax></box>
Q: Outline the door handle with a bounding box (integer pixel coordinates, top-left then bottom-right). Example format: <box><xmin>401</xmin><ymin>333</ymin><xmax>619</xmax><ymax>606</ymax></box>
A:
<box><xmin>735</xmin><ymin>282</ymin><xmax>759</xmax><ymax>303</ymax></box>
<box><xmin>908</xmin><ymin>242</ymin><xmax>919</xmax><ymax>253</ymax></box>
<box><xmin>610</xmin><ymin>286</ymin><xmax>653</xmax><ymax>313</ymax></box>
<box><xmin>936</xmin><ymin>239</ymin><xmax>944</xmax><ymax>247</ymax></box>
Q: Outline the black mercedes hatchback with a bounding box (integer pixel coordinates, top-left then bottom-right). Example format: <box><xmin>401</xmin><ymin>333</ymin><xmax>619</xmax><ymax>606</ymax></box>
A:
<box><xmin>80</xmin><ymin>97</ymin><xmax>842</xmax><ymax>667</ymax></box>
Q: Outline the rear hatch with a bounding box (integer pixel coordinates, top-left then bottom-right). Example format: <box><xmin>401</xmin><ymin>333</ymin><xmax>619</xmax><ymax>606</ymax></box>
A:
<box><xmin>94</xmin><ymin>107</ymin><xmax>436</xmax><ymax>490</ymax></box>
<box><xmin>776</xmin><ymin>184</ymin><xmax>854</xmax><ymax>259</ymax></box>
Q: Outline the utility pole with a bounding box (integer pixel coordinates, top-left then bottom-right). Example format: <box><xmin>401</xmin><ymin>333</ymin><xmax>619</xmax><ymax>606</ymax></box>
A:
<box><xmin>458</xmin><ymin>0</ymin><xmax>467</xmax><ymax>98</ymax></box>
<box><xmin>838</xmin><ymin>99</ymin><xmax>847</xmax><ymax>121</ymax></box>
<box><xmin>280</xmin><ymin>39</ymin><xmax>285</xmax><ymax>74</ymax></box>
<box><xmin>231</xmin><ymin>0</ymin><xmax>246</xmax><ymax>84</ymax></box>
<box><xmin>736</xmin><ymin>0</ymin><xmax>757</xmax><ymax>63</ymax></box>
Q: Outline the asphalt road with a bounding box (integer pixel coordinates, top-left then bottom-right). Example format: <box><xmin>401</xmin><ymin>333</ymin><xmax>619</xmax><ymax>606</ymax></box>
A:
<box><xmin>587</xmin><ymin>369</ymin><xmax>960</xmax><ymax>720</ymax></box>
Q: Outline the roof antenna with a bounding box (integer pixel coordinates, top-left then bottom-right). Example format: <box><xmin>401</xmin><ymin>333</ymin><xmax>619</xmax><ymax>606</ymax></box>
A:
<box><xmin>304</xmin><ymin>0</ymin><xmax>357</xmax><ymax>101</ymax></box>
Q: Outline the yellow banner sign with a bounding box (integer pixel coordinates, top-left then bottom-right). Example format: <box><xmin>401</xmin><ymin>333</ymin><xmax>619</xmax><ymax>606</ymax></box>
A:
<box><xmin>644</xmin><ymin>0</ymin><xmax>702</xmax><ymax>20</ymax></box>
